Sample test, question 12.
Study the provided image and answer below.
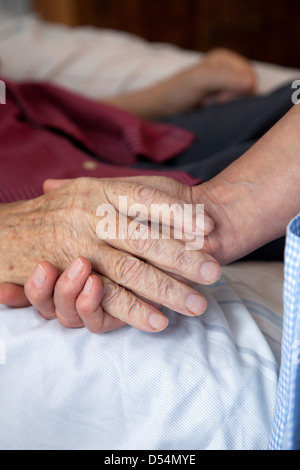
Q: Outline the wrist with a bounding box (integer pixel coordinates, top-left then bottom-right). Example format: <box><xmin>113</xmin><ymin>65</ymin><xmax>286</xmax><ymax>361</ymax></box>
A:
<box><xmin>193</xmin><ymin>177</ymin><xmax>262</xmax><ymax>266</ymax></box>
<box><xmin>192</xmin><ymin>180</ymin><xmax>236</xmax><ymax>266</ymax></box>
<box><xmin>193</xmin><ymin>105</ymin><xmax>300</xmax><ymax>266</ymax></box>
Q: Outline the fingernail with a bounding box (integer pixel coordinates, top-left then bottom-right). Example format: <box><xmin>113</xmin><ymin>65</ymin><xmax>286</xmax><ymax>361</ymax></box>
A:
<box><xmin>185</xmin><ymin>294</ymin><xmax>207</xmax><ymax>316</ymax></box>
<box><xmin>33</xmin><ymin>264</ymin><xmax>47</xmax><ymax>287</ymax></box>
<box><xmin>67</xmin><ymin>258</ymin><xmax>84</xmax><ymax>280</ymax></box>
<box><xmin>200</xmin><ymin>262</ymin><xmax>221</xmax><ymax>284</ymax></box>
<box><xmin>83</xmin><ymin>276</ymin><xmax>93</xmax><ymax>295</ymax></box>
<box><xmin>148</xmin><ymin>312</ymin><xmax>169</xmax><ymax>331</ymax></box>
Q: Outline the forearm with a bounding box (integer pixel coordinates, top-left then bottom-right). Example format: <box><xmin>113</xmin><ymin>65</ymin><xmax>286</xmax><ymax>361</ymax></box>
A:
<box><xmin>103</xmin><ymin>84</ymin><xmax>169</xmax><ymax>120</ymax></box>
<box><xmin>200</xmin><ymin>104</ymin><xmax>300</xmax><ymax>265</ymax></box>
<box><xmin>102</xmin><ymin>64</ymin><xmax>208</xmax><ymax>120</ymax></box>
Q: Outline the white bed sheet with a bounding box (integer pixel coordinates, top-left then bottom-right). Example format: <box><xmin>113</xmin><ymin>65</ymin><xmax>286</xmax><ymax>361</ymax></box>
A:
<box><xmin>0</xmin><ymin>11</ymin><xmax>295</xmax><ymax>450</ymax></box>
<box><xmin>0</xmin><ymin>263</ymin><xmax>284</xmax><ymax>450</ymax></box>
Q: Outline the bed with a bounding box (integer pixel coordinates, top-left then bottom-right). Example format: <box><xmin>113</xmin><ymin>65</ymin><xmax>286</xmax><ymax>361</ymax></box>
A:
<box><xmin>0</xmin><ymin>11</ymin><xmax>299</xmax><ymax>451</ymax></box>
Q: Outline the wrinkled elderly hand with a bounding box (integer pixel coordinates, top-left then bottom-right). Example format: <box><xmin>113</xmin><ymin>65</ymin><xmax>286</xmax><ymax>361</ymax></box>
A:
<box><xmin>0</xmin><ymin>177</ymin><xmax>221</xmax><ymax>333</ymax></box>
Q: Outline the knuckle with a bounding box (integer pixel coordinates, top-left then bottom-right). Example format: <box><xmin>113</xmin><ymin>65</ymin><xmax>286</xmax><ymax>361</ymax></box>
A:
<box><xmin>88</xmin><ymin>322</ymin><xmax>106</xmax><ymax>335</ymax></box>
<box><xmin>155</xmin><ymin>276</ymin><xmax>177</xmax><ymax>300</ymax></box>
<box><xmin>25</xmin><ymin>284</ymin><xmax>46</xmax><ymax>306</ymax></box>
<box><xmin>151</xmin><ymin>238</ymin><xmax>168</xmax><ymax>258</ymax></box>
<box><xmin>127</xmin><ymin>298</ymin><xmax>145</xmax><ymax>322</ymax></box>
<box><xmin>89</xmin><ymin>326</ymin><xmax>102</xmax><ymax>335</ymax></box>
<box><xmin>152</xmin><ymin>238</ymin><xmax>164</xmax><ymax>257</ymax></box>
<box><xmin>41</xmin><ymin>311</ymin><xmax>56</xmax><ymax>321</ymax></box>
<box><xmin>71</xmin><ymin>176</ymin><xmax>89</xmax><ymax>191</ymax></box>
<box><xmin>134</xmin><ymin>184</ymin><xmax>157</xmax><ymax>203</ymax></box>
<box><xmin>24</xmin><ymin>285</ymin><xmax>39</xmax><ymax>304</ymax></box>
<box><xmin>76</xmin><ymin>299</ymin><xmax>92</xmax><ymax>318</ymax></box>
<box><xmin>57</xmin><ymin>314</ymin><xmax>82</xmax><ymax>329</ymax></box>
<box><xmin>127</xmin><ymin>227</ymin><xmax>153</xmax><ymax>254</ymax></box>
<box><xmin>56</xmin><ymin>314</ymin><xmax>71</xmax><ymax>328</ymax></box>
<box><xmin>56</xmin><ymin>278</ymin><xmax>73</xmax><ymax>297</ymax></box>
<box><xmin>101</xmin><ymin>283</ymin><xmax>121</xmax><ymax>308</ymax></box>
<box><xmin>115</xmin><ymin>256</ymin><xmax>144</xmax><ymax>286</ymax></box>
<box><xmin>173</xmin><ymin>248</ymin><xmax>192</xmax><ymax>268</ymax></box>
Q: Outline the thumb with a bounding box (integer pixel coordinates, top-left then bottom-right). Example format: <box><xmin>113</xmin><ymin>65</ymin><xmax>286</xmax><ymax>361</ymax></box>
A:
<box><xmin>0</xmin><ymin>283</ymin><xmax>31</xmax><ymax>308</ymax></box>
<box><xmin>43</xmin><ymin>179</ymin><xmax>73</xmax><ymax>193</ymax></box>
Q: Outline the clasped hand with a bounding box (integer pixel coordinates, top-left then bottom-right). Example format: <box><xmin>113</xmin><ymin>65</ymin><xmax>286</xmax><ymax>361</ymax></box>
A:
<box><xmin>0</xmin><ymin>176</ymin><xmax>221</xmax><ymax>333</ymax></box>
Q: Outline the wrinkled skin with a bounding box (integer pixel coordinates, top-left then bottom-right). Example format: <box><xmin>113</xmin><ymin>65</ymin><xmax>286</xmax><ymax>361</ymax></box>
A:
<box><xmin>0</xmin><ymin>176</ymin><xmax>221</xmax><ymax>333</ymax></box>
